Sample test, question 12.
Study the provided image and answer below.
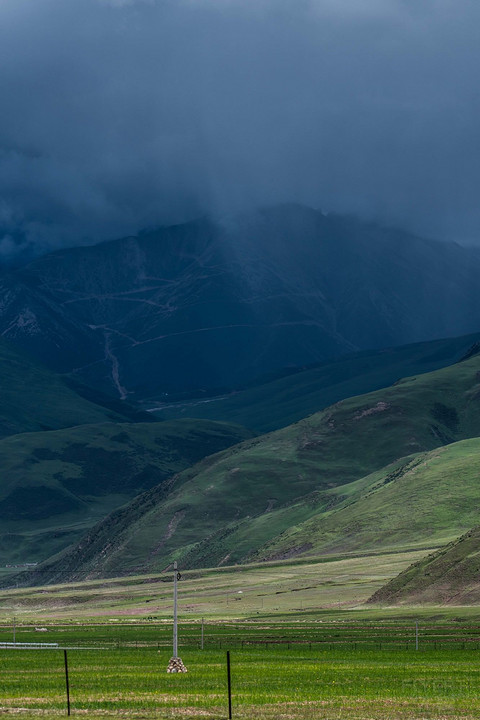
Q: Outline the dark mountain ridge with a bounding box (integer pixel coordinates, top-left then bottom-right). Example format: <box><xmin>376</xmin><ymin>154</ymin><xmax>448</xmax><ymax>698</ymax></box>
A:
<box><xmin>1</xmin><ymin>205</ymin><xmax>480</xmax><ymax>400</ymax></box>
<box><xmin>152</xmin><ymin>332</ymin><xmax>480</xmax><ymax>432</ymax></box>
<box><xmin>0</xmin><ymin>335</ymin><xmax>137</xmax><ymax>438</ymax></box>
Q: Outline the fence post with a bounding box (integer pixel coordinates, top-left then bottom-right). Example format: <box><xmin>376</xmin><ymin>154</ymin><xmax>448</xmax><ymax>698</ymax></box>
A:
<box><xmin>64</xmin><ymin>650</ymin><xmax>71</xmax><ymax>717</ymax></box>
<box><xmin>227</xmin><ymin>651</ymin><xmax>232</xmax><ymax>720</ymax></box>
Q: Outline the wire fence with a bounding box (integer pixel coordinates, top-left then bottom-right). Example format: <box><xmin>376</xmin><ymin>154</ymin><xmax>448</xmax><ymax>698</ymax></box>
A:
<box><xmin>4</xmin><ymin>620</ymin><xmax>480</xmax><ymax>651</ymax></box>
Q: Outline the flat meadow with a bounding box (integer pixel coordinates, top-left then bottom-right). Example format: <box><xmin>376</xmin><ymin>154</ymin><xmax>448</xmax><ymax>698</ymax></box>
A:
<box><xmin>3</xmin><ymin>550</ymin><xmax>480</xmax><ymax>719</ymax></box>
<box><xmin>4</xmin><ymin>639</ymin><xmax>480</xmax><ymax>719</ymax></box>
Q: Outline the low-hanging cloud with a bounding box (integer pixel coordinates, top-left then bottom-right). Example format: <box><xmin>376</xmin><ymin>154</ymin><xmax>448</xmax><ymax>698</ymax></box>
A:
<box><xmin>0</xmin><ymin>0</ymin><xmax>480</xmax><ymax>258</ymax></box>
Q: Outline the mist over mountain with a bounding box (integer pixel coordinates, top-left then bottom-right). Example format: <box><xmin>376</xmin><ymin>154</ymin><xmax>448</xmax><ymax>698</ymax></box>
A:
<box><xmin>1</xmin><ymin>0</ymin><xmax>480</xmax><ymax>259</ymax></box>
<box><xmin>1</xmin><ymin>205</ymin><xmax>480</xmax><ymax>401</ymax></box>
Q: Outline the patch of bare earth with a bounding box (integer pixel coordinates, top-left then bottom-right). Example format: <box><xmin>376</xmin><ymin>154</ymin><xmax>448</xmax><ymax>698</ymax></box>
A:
<box><xmin>149</xmin><ymin>511</ymin><xmax>186</xmax><ymax>557</ymax></box>
<box><xmin>353</xmin><ymin>402</ymin><xmax>390</xmax><ymax>420</ymax></box>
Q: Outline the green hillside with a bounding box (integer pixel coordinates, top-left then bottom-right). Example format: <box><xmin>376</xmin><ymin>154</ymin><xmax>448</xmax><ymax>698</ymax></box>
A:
<box><xmin>0</xmin><ymin>419</ymin><xmax>254</xmax><ymax>568</ymax></box>
<box><xmin>0</xmin><ymin>337</ymin><xmax>132</xmax><ymax>437</ymax></box>
<box><xmin>254</xmin><ymin>438</ymin><xmax>480</xmax><ymax>561</ymax></box>
<box><xmin>149</xmin><ymin>332</ymin><xmax>480</xmax><ymax>432</ymax></box>
<box><xmin>28</xmin><ymin>352</ymin><xmax>480</xmax><ymax>583</ymax></box>
<box><xmin>370</xmin><ymin>522</ymin><xmax>480</xmax><ymax>606</ymax></box>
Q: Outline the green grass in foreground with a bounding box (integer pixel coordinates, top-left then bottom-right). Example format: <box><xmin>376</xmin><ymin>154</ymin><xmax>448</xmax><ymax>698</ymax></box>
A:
<box><xmin>3</xmin><ymin>551</ymin><xmax>480</xmax><ymax>718</ymax></box>
<box><xmin>3</xmin><ymin>644</ymin><xmax>480</xmax><ymax>719</ymax></box>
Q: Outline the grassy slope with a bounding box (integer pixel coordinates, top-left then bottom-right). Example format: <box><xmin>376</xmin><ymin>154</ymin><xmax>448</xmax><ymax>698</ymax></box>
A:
<box><xmin>253</xmin><ymin>438</ymin><xmax>480</xmax><ymax>561</ymax></box>
<box><xmin>148</xmin><ymin>332</ymin><xmax>480</xmax><ymax>432</ymax></box>
<box><xmin>0</xmin><ymin>337</ymin><xmax>130</xmax><ymax>437</ymax></box>
<box><xmin>31</xmin><ymin>352</ymin><xmax>480</xmax><ymax>581</ymax></box>
<box><xmin>0</xmin><ymin>419</ymin><xmax>254</xmax><ymax>567</ymax></box>
<box><xmin>370</xmin><ymin>523</ymin><xmax>480</xmax><ymax>606</ymax></box>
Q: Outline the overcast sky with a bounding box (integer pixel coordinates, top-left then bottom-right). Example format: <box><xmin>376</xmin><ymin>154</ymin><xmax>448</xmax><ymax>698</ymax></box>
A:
<box><xmin>0</xmin><ymin>0</ymin><xmax>479</xmax><ymax>258</ymax></box>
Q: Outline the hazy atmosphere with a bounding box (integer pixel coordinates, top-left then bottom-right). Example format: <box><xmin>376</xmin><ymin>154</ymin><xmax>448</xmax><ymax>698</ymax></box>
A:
<box><xmin>1</xmin><ymin>0</ymin><xmax>479</xmax><ymax>258</ymax></box>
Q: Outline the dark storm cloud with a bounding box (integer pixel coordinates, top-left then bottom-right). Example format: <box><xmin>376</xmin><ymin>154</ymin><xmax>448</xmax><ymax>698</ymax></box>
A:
<box><xmin>0</xmin><ymin>0</ymin><xmax>479</xmax><ymax>257</ymax></box>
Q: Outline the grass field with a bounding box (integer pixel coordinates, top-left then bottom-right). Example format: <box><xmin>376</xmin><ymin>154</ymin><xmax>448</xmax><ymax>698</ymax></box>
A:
<box><xmin>0</xmin><ymin>548</ymin><xmax>427</xmax><ymax>620</ymax></box>
<box><xmin>4</xmin><ymin>639</ymin><xmax>480</xmax><ymax>718</ymax></box>
<box><xmin>4</xmin><ymin>551</ymin><xmax>480</xmax><ymax>718</ymax></box>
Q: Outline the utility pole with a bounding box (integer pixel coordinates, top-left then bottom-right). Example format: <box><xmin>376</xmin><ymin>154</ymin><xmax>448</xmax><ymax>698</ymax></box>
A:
<box><xmin>173</xmin><ymin>561</ymin><xmax>178</xmax><ymax>658</ymax></box>
<box><xmin>166</xmin><ymin>561</ymin><xmax>187</xmax><ymax>673</ymax></box>
<box><xmin>13</xmin><ymin>616</ymin><xmax>16</xmax><ymax>646</ymax></box>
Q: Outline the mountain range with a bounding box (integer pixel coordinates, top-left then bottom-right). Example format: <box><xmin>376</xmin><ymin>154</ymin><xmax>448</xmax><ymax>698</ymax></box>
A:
<box><xmin>3</xmin><ymin>205</ymin><xmax>480</xmax><ymax>595</ymax></box>
<box><xmin>2</xmin><ymin>205</ymin><xmax>480</xmax><ymax>403</ymax></box>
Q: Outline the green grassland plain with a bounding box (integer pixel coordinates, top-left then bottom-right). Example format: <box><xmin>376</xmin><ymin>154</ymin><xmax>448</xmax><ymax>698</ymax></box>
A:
<box><xmin>4</xmin><ymin>645</ymin><xmax>480</xmax><ymax>720</ymax></box>
<box><xmin>0</xmin><ymin>549</ymin><xmax>426</xmax><ymax>621</ymax></box>
<box><xmin>3</xmin><ymin>551</ymin><xmax>480</xmax><ymax>719</ymax></box>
